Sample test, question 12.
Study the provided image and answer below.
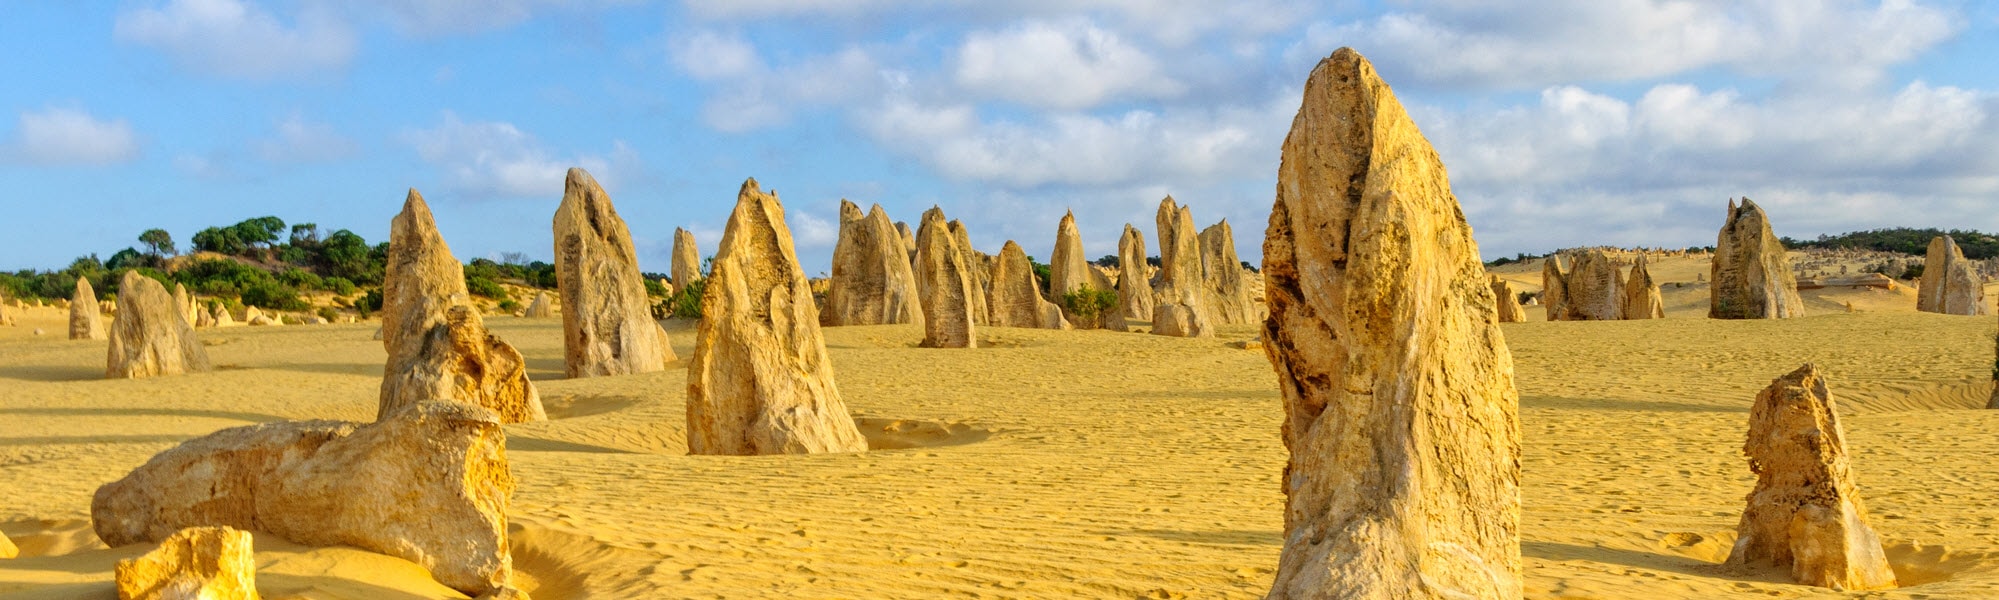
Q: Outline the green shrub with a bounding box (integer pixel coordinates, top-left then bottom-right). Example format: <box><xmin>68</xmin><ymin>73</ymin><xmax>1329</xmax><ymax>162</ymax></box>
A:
<box><xmin>241</xmin><ymin>280</ymin><xmax>308</xmax><ymax>311</ymax></box>
<box><xmin>1060</xmin><ymin>285</ymin><xmax>1119</xmax><ymax>329</ymax></box>
<box><xmin>663</xmin><ymin>278</ymin><xmax>706</xmax><ymax>319</ymax></box>
<box><xmin>466</xmin><ymin>276</ymin><xmax>510</xmax><ymax>301</ymax></box>
<box><xmin>643</xmin><ymin>277</ymin><xmax>668</xmax><ymax>297</ymax></box>
<box><xmin>317</xmin><ymin>307</ymin><xmax>340</xmax><ymax>322</ymax></box>
<box><xmin>498</xmin><ymin>299</ymin><xmax>522</xmax><ymax>314</ymax></box>
<box><xmin>353</xmin><ymin>288</ymin><xmax>384</xmax><ymax>316</ymax></box>
<box><xmin>277</xmin><ymin>267</ymin><xmax>323</xmax><ymax>291</ymax></box>
<box><xmin>323</xmin><ymin>277</ymin><xmax>357</xmax><ymax>296</ymax></box>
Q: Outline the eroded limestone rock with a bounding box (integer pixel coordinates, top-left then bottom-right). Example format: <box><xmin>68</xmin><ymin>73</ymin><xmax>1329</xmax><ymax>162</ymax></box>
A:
<box><xmin>1200</xmin><ymin>220</ymin><xmax>1256</xmax><ymax>325</ymax></box>
<box><xmin>988</xmin><ymin>241</ymin><xmax>1069</xmax><ymax>330</ymax></box>
<box><xmin>950</xmin><ymin>220</ymin><xmax>991</xmax><ymax>326</ymax></box>
<box><xmin>686</xmin><ymin>179</ymin><xmax>868</xmax><ymax>455</ymax></box>
<box><xmin>1263</xmin><ymin>47</ymin><xmax>1522</xmax><ymax>600</ymax></box>
<box><xmin>107</xmin><ymin>271</ymin><xmax>211</xmax><ymax>379</ymax></box>
<box><xmin>672</xmin><ymin>227</ymin><xmax>702</xmax><ymax>298</ymax></box>
<box><xmin>1492</xmin><ymin>276</ymin><xmax>1525</xmax><ymax>323</ymax></box>
<box><xmin>1917</xmin><ymin>235</ymin><xmax>1987</xmax><ymax>316</ymax></box>
<box><xmin>115</xmin><ymin>526</ymin><xmax>258</xmax><ymax>600</ymax></box>
<box><xmin>524</xmin><ymin>291</ymin><xmax>554</xmax><ymax>318</ymax></box>
<box><xmin>92</xmin><ymin>402</ymin><xmax>516</xmax><ymax>596</ymax></box>
<box><xmin>1564</xmin><ymin>250</ymin><xmax>1625</xmax><ymax>321</ymax></box>
<box><xmin>554</xmin><ymin>168</ymin><xmax>675</xmax><ymax>377</ymax></box>
<box><xmin>70</xmin><ymin>277</ymin><xmax>104</xmax><ymax>340</ymax></box>
<box><xmin>1712</xmin><ymin>198</ymin><xmax>1805</xmax><ymax>319</ymax></box>
<box><xmin>914</xmin><ymin>207</ymin><xmax>976</xmax><ymax>348</ymax></box>
<box><xmin>1151</xmin><ymin>197</ymin><xmax>1212</xmax><ymax>338</ymax></box>
<box><xmin>822</xmin><ymin>200</ymin><xmax>923</xmax><ymax>327</ymax></box>
<box><xmin>1724</xmin><ymin>364</ymin><xmax>1897</xmax><ymax>591</ymax></box>
<box><xmin>1623</xmin><ymin>254</ymin><xmax>1666</xmax><ymax>320</ymax></box>
<box><xmin>1116</xmin><ymin>224</ymin><xmax>1154</xmax><ymax>321</ymax></box>
<box><xmin>1541</xmin><ymin>256</ymin><xmax>1569</xmax><ymax>322</ymax></box>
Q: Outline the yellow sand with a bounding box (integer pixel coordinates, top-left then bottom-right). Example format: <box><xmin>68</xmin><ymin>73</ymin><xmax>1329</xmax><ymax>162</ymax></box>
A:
<box><xmin>3</xmin><ymin>267</ymin><xmax>1998</xmax><ymax>598</ymax></box>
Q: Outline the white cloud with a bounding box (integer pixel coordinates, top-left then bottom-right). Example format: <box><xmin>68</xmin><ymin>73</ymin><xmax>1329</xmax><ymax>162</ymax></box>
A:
<box><xmin>666</xmin><ymin>32</ymin><xmax>886</xmax><ymax>131</ymax></box>
<box><xmin>403</xmin><ymin>112</ymin><xmax>638</xmax><ymax>198</ymax></box>
<box><xmin>681</xmin><ymin>0</ymin><xmax>1306</xmax><ymax>44</ymax></box>
<box><xmin>360</xmin><ymin>0</ymin><xmax>636</xmax><ymax>35</ymax></box>
<box><xmin>1298</xmin><ymin>0</ymin><xmax>1960</xmax><ymax>89</ymax></box>
<box><xmin>115</xmin><ymin>0</ymin><xmax>356</xmax><ymax>79</ymax></box>
<box><xmin>255</xmin><ymin>114</ymin><xmax>358</xmax><ymax>162</ymax></box>
<box><xmin>4</xmin><ymin>108</ymin><xmax>140</xmax><ymax>166</ymax></box>
<box><xmin>953</xmin><ymin>20</ymin><xmax>1182</xmax><ymax>109</ymax></box>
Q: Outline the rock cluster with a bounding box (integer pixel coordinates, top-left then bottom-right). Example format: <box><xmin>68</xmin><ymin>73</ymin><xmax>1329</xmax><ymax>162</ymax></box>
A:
<box><xmin>1116</xmin><ymin>225</ymin><xmax>1154</xmax><ymax>321</ymax></box>
<box><xmin>1563</xmin><ymin>250</ymin><xmax>1625</xmax><ymax>321</ymax></box>
<box><xmin>554</xmin><ymin>168</ymin><xmax>675</xmax><ymax>377</ymax></box>
<box><xmin>1151</xmin><ymin>197</ymin><xmax>1212</xmax><ymax>337</ymax></box>
<box><xmin>1263</xmin><ymin>47</ymin><xmax>1522</xmax><ymax>600</ymax></box>
<box><xmin>1916</xmin><ymin>235</ymin><xmax>1987</xmax><ymax>316</ymax></box>
<box><xmin>1711</xmin><ymin>198</ymin><xmax>1805</xmax><ymax>319</ymax></box>
<box><xmin>379</xmin><ymin>191</ymin><xmax>543</xmax><ymax>423</ymax></box>
<box><xmin>822</xmin><ymin>200</ymin><xmax>923</xmax><ymax>327</ymax></box>
<box><xmin>685</xmin><ymin>179</ymin><xmax>869</xmax><ymax>455</ymax></box>
<box><xmin>92</xmin><ymin>401</ymin><xmax>517</xmax><ymax>596</ymax></box>
<box><xmin>107</xmin><ymin>271</ymin><xmax>212</xmax><ymax>379</ymax></box>
<box><xmin>70</xmin><ymin>276</ymin><xmax>104</xmax><ymax>340</ymax></box>
<box><xmin>1492</xmin><ymin>276</ymin><xmax>1525</xmax><ymax>323</ymax></box>
<box><xmin>115</xmin><ymin>526</ymin><xmax>259</xmax><ymax>600</ymax></box>
<box><xmin>1622</xmin><ymin>254</ymin><xmax>1666</xmax><ymax>319</ymax></box>
<box><xmin>672</xmin><ymin>227</ymin><xmax>702</xmax><ymax>298</ymax></box>
<box><xmin>1725</xmin><ymin>364</ymin><xmax>1897</xmax><ymax>591</ymax></box>
<box><xmin>988</xmin><ymin>241</ymin><xmax>1070</xmax><ymax>330</ymax></box>
<box><xmin>1200</xmin><ymin>220</ymin><xmax>1257</xmax><ymax>324</ymax></box>
<box><xmin>914</xmin><ymin>207</ymin><xmax>976</xmax><ymax>348</ymax></box>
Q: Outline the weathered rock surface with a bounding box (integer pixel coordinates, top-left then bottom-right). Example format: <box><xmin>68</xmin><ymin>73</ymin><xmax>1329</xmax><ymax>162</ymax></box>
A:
<box><xmin>895</xmin><ymin>221</ymin><xmax>916</xmax><ymax>262</ymax></box>
<box><xmin>92</xmin><ymin>401</ymin><xmax>516</xmax><ymax>596</ymax></box>
<box><xmin>1048</xmin><ymin>210</ymin><xmax>1092</xmax><ymax>300</ymax></box>
<box><xmin>1116</xmin><ymin>224</ymin><xmax>1154</xmax><ymax>321</ymax></box>
<box><xmin>988</xmin><ymin>241</ymin><xmax>1069</xmax><ymax>330</ymax></box>
<box><xmin>1564</xmin><ymin>250</ymin><xmax>1625</xmax><ymax>321</ymax></box>
<box><xmin>554</xmin><ymin>168</ymin><xmax>675</xmax><ymax>377</ymax></box>
<box><xmin>1917</xmin><ymin>235</ymin><xmax>1986</xmax><ymax>316</ymax></box>
<box><xmin>244</xmin><ymin>307</ymin><xmax>280</xmax><ymax>327</ymax></box>
<box><xmin>1263</xmin><ymin>47</ymin><xmax>1522</xmax><ymax>600</ymax></box>
<box><xmin>70</xmin><ymin>276</ymin><xmax>104</xmax><ymax>340</ymax></box>
<box><xmin>914</xmin><ymin>207</ymin><xmax>976</xmax><ymax>348</ymax></box>
<box><xmin>1492</xmin><ymin>276</ymin><xmax>1525</xmax><ymax>323</ymax></box>
<box><xmin>209</xmin><ymin>304</ymin><xmax>235</xmax><ymax>328</ymax></box>
<box><xmin>1151</xmin><ymin>197</ymin><xmax>1212</xmax><ymax>337</ymax></box>
<box><xmin>822</xmin><ymin>200</ymin><xmax>923</xmax><ymax>327</ymax></box>
<box><xmin>949</xmin><ymin>220</ymin><xmax>991</xmax><ymax>326</ymax></box>
<box><xmin>107</xmin><ymin>271</ymin><xmax>212</xmax><ymax>379</ymax></box>
<box><xmin>1541</xmin><ymin>256</ymin><xmax>1569</xmax><ymax>322</ymax></box>
<box><xmin>172</xmin><ymin>283</ymin><xmax>197</xmax><ymax>328</ymax></box>
<box><xmin>686</xmin><ymin>179</ymin><xmax>869</xmax><ymax>455</ymax></box>
<box><xmin>115</xmin><ymin>526</ymin><xmax>258</xmax><ymax>600</ymax></box>
<box><xmin>1712</xmin><ymin>198</ymin><xmax>1805</xmax><ymax>319</ymax></box>
<box><xmin>1200</xmin><ymin>220</ymin><xmax>1257</xmax><ymax>325</ymax></box>
<box><xmin>672</xmin><ymin>227</ymin><xmax>702</xmax><ymax>298</ymax></box>
<box><xmin>524</xmin><ymin>291</ymin><xmax>554</xmax><ymax>318</ymax></box>
<box><xmin>1725</xmin><ymin>364</ymin><xmax>1897</xmax><ymax>591</ymax></box>
<box><xmin>1622</xmin><ymin>254</ymin><xmax>1666</xmax><ymax>320</ymax></box>
<box><xmin>0</xmin><ymin>529</ymin><xmax>15</xmax><ymax>558</ymax></box>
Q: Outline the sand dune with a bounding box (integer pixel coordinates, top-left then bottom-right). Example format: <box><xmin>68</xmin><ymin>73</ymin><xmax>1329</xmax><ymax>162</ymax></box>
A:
<box><xmin>3</xmin><ymin>286</ymin><xmax>1998</xmax><ymax>597</ymax></box>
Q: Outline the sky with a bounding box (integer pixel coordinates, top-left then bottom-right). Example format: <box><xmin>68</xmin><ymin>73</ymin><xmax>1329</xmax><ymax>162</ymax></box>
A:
<box><xmin>2</xmin><ymin>0</ymin><xmax>1996</xmax><ymax>274</ymax></box>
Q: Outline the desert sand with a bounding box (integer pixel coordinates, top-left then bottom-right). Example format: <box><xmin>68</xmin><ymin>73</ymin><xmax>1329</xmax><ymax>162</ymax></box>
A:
<box><xmin>3</xmin><ymin>252</ymin><xmax>1999</xmax><ymax>598</ymax></box>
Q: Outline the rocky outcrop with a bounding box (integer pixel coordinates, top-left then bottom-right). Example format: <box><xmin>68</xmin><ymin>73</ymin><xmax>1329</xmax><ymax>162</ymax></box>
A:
<box><xmin>1263</xmin><ymin>47</ymin><xmax>1522</xmax><ymax>600</ymax></box>
<box><xmin>70</xmin><ymin>276</ymin><xmax>104</xmax><ymax>340</ymax></box>
<box><xmin>1492</xmin><ymin>276</ymin><xmax>1525</xmax><ymax>323</ymax></box>
<box><xmin>672</xmin><ymin>227</ymin><xmax>702</xmax><ymax>298</ymax></box>
<box><xmin>115</xmin><ymin>526</ymin><xmax>258</xmax><ymax>600</ymax></box>
<box><xmin>92</xmin><ymin>402</ymin><xmax>516</xmax><ymax>596</ymax></box>
<box><xmin>1541</xmin><ymin>256</ymin><xmax>1569</xmax><ymax>321</ymax></box>
<box><xmin>1048</xmin><ymin>210</ymin><xmax>1092</xmax><ymax>300</ymax></box>
<box><xmin>1151</xmin><ymin>197</ymin><xmax>1212</xmax><ymax>337</ymax></box>
<box><xmin>1116</xmin><ymin>225</ymin><xmax>1154</xmax><ymax>321</ymax></box>
<box><xmin>1200</xmin><ymin>220</ymin><xmax>1257</xmax><ymax>325</ymax></box>
<box><xmin>1623</xmin><ymin>254</ymin><xmax>1666</xmax><ymax>320</ymax></box>
<box><xmin>1712</xmin><ymin>198</ymin><xmax>1805</xmax><ymax>319</ymax></box>
<box><xmin>988</xmin><ymin>241</ymin><xmax>1069</xmax><ymax>330</ymax></box>
<box><xmin>379</xmin><ymin>190</ymin><xmax>543</xmax><ymax>423</ymax></box>
<box><xmin>914</xmin><ymin>207</ymin><xmax>976</xmax><ymax>348</ymax></box>
<box><xmin>172</xmin><ymin>283</ymin><xmax>197</xmax><ymax>328</ymax></box>
<box><xmin>895</xmin><ymin>221</ymin><xmax>916</xmax><ymax>262</ymax></box>
<box><xmin>524</xmin><ymin>291</ymin><xmax>554</xmax><ymax>318</ymax></box>
<box><xmin>822</xmin><ymin>200</ymin><xmax>923</xmax><ymax>327</ymax></box>
<box><xmin>949</xmin><ymin>220</ymin><xmax>991</xmax><ymax>326</ymax></box>
<box><xmin>1917</xmin><ymin>235</ymin><xmax>1986</xmax><ymax>316</ymax></box>
<box><xmin>244</xmin><ymin>307</ymin><xmax>280</xmax><ymax>327</ymax></box>
<box><xmin>107</xmin><ymin>271</ymin><xmax>211</xmax><ymax>379</ymax></box>
<box><xmin>0</xmin><ymin>529</ymin><xmax>14</xmax><ymax>558</ymax></box>
<box><xmin>1564</xmin><ymin>250</ymin><xmax>1625</xmax><ymax>321</ymax></box>
<box><xmin>1725</xmin><ymin>364</ymin><xmax>1897</xmax><ymax>591</ymax></box>
<box><xmin>686</xmin><ymin>179</ymin><xmax>869</xmax><ymax>455</ymax></box>
<box><xmin>554</xmin><ymin>168</ymin><xmax>675</xmax><ymax>377</ymax></box>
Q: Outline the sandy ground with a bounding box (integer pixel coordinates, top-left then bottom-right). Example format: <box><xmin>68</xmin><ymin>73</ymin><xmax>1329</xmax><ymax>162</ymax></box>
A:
<box><xmin>3</xmin><ymin>261</ymin><xmax>1998</xmax><ymax>598</ymax></box>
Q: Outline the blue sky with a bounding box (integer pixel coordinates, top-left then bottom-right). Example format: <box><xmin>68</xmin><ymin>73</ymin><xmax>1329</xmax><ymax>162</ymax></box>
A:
<box><xmin>3</xmin><ymin>1</ymin><xmax>1996</xmax><ymax>274</ymax></box>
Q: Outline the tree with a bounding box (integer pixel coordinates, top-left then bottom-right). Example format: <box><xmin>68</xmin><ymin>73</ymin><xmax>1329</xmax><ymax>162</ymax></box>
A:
<box><xmin>192</xmin><ymin>227</ymin><xmax>246</xmax><ymax>255</ymax></box>
<box><xmin>289</xmin><ymin>223</ymin><xmax>320</xmax><ymax>247</ymax></box>
<box><xmin>233</xmin><ymin>216</ymin><xmax>286</xmax><ymax>249</ymax></box>
<box><xmin>139</xmin><ymin>229</ymin><xmax>176</xmax><ymax>257</ymax></box>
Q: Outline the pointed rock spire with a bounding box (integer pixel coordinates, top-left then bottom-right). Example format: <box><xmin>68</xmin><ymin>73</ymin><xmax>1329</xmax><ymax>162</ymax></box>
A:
<box><xmin>554</xmin><ymin>168</ymin><xmax>675</xmax><ymax>377</ymax></box>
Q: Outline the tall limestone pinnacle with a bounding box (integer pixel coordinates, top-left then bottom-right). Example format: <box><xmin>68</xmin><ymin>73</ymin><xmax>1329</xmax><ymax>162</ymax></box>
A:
<box><xmin>1917</xmin><ymin>235</ymin><xmax>1986</xmax><ymax>315</ymax></box>
<box><xmin>823</xmin><ymin>200</ymin><xmax>924</xmax><ymax>327</ymax></box>
<box><xmin>1199</xmin><ymin>219</ymin><xmax>1256</xmax><ymax>324</ymax></box>
<box><xmin>1623</xmin><ymin>254</ymin><xmax>1666</xmax><ymax>320</ymax></box>
<box><xmin>107</xmin><ymin>270</ymin><xmax>211</xmax><ymax>378</ymax></box>
<box><xmin>1152</xmin><ymin>196</ymin><xmax>1212</xmax><ymax>337</ymax></box>
<box><xmin>1116</xmin><ymin>224</ymin><xmax>1154</xmax><ymax>321</ymax></box>
<box><xmin>1711</xmin><ymin>198</ymin><xmax>1805</xmax><ymax>319</ymax></box>
<box><xmin>1263</xmin><ymin>47</ymin><xmax>1523</xmax><ymax>600</ymax></box>
<box><xmin>554</xmin><ymin>168</ymin><xmax>676</xmax><ymax>377</ymax></box>
<box><xmin>672</xmin><ymin>227</ymin><xmax>702</xmax><ymax>298</ymax></box>
<box><xmin>1049</xmin><ymin>210</ymin><xmax>1091</xmax><ymax>299</ymax></box>
<box><xmin>948</xmin><ymin>220</ymin><xmax>991</xmax><ymax>326</ymax></box>
<box><xmin>915</xmin><ymin>206</ymin><xmax>976</xmax><ymax>348</ymax></box>
<box><xmin>377</xmin><ymin>190</ymin><xmax>543</xmax><ymax>423</ymax></box>
<box><xmin>1541</xmin><ymin>256</ymin><xmax>1569</xmax><ymax>322</ymax></box>
<box><xmin>686</xmin><ymin>179</ymin><xmax>868</xmax><ymax>455</ymax></box>
<box><xmin>70</xmin><ymin>276</ymin><xmax>104</xmax><ymax>340</ymax></box>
